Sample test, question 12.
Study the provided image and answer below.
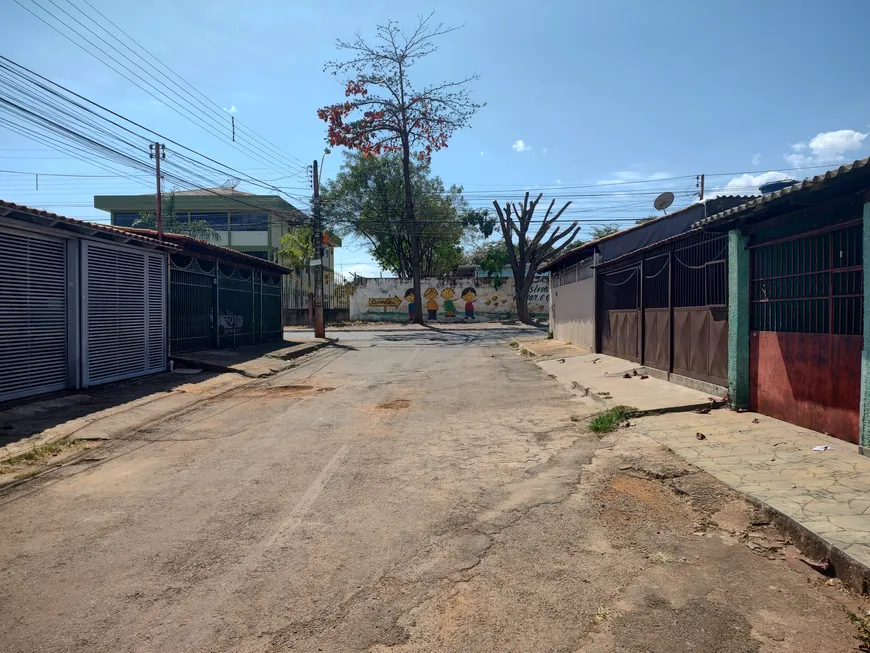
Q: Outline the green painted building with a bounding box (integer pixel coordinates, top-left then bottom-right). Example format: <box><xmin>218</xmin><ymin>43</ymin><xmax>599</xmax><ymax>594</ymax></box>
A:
<box><xmin>93</xmin><ymin>188</ymin><xmax>309</xmax><ymax>261</ymax></box>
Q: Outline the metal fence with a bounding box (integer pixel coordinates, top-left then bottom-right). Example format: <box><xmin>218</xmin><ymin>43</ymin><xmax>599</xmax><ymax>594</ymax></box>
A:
<box><xmin>169</xmin><ymin>254</ymin><xmax>284</xmax><ymax>354</ymax></box>
<box><xmin>750</xmin><ymin>220</ymin><xmax>863</xmax><ymax>335</ymax></box>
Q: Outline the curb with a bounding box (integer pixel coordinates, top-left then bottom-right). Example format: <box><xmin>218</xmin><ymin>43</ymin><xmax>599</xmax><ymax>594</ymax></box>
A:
<box><xmin>570</xmin><ymin>380</ymin><xmax>721</xmax><ymax>415</ymax></box>
<box><xmin>745</xmin><ymin>495</ymin><xmax>870</xmax><ymax>594</ymax></box>
<box><xmin>632</xmin><ymin>419</ymin><xmax>870</xmax><ymax>595</ymax></box>
<box><xmin>173</xmin><ymin>341</ymin><xmax>328</xmax><ymax>378</ymax></box>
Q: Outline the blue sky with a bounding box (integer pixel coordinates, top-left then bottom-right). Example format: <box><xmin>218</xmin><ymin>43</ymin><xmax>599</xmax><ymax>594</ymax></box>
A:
<box><xmin>2</xmin><ymin>0</ymin><xmax>869</xmax><ymax>277</ymax></box>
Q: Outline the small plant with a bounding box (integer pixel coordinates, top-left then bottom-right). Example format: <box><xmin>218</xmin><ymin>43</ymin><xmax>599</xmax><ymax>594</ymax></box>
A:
<box><xmin>1</xmin><ymin>437</ymin><xmax>75</xmax><ymax>467</ymax></box>
<box><xmin>651</xmin><ymin>551</ymin><xmax>675</xmax><ymax>565</ymax></box>
<box><xmin>594</xmin><ymin>605</ymin><xmax>613</xmax><ymax>623</ymax></box>
<box><xmin>547</xmin><ymin>330</ymin><xmax>554</xmax><ymax>339</ymax></box>
<box><xmin>588</xmin><ymin>406</ymin><xmax>638</xmax><ymax>434</ymax></box>
<box><xmin>509</xmin><ymin>340</ymin><xmax>520</xmax><ymax>348</ymax></box>
<box><xmin>570</xmin><ymin>414</ymin><xmax>581</xmax><ymax>422</ymax></box>
<box><xmin>846</xmin><ymin>609</ymin><xmax>870</xmax><ymax>650</ymax></box>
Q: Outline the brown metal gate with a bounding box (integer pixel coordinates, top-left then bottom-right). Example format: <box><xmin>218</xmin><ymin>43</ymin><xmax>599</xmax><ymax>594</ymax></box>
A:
<box><xmin>597</xmin><ymin>231</ymin><xmax>728</xmax><ymax>387</ymax></box>
<box><xmin>671</xmin><ymin>233</ymin><xmax>728</xmax><ymax>386</ymax></box>
<box><xmin>599</xmin><ymin>266</ymin><xmax>639</xmax><ymax>362</ymax></box>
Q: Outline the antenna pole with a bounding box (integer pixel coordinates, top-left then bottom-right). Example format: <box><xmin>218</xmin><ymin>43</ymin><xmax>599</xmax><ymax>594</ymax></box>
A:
<box><xmin>700</xmin><ymin>174</ymin><xmax>705</xmax><ymax>201</ymax></box>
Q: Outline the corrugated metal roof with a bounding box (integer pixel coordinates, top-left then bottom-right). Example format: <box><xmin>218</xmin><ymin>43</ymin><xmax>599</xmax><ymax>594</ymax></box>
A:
<box><xmin>116</xmin><ymin>227</ymin><xmax>291</xmax><ymax>274</ymax></box>
<box><xmin>693</xmin><ymin>157</ymin><xmax>870</xmax><ymax>229</ymax></box>
<box><xmin>540</xmin><ymin>195</ymin><xmax>752</xmax><ymax>273</ymax></box>
<box><xmin>0</xmin><ymin>199</ymin><xmax>180</xmax><ymax>250</ymax></box>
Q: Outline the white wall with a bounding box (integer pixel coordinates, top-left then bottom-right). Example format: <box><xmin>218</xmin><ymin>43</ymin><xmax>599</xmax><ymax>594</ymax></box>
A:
<box><xmin>551</xmin><ymin>256</ymin><xmax>595</xmax><ymax>350</ymax></box>
<box><xmin>350</xmin><ymin>276</ymin><xmax>550</xmax><ymax>322</ymax></box>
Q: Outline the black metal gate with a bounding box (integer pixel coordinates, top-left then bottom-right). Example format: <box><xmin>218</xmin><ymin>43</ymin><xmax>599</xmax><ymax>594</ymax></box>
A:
<box><xmin>169</xmin><ymin>256</ymin><xmax>216</xmax><ymax>354</ymax></box>
<box><xmin>169</xmin><ymin>255</ymin><xmax>284</xmax><ymax>354</ymax></box>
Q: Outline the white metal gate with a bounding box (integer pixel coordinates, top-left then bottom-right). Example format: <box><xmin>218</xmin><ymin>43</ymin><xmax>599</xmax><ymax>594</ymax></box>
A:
<box><xmin>0</xmin><ymin>228</ymin><xmax>68</xmax><ymax>402</ymax></box>
<box><xmin>83</xmin><ymin>242</ymin><xmax>166</xmax><ymax>386</ymax></box>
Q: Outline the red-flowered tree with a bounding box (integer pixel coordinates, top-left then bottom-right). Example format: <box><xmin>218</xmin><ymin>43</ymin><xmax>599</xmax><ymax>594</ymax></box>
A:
<box><xmin>318</xmin><ymin>12</ymin><xmax>483</xmax><ymax>323</ymax></box>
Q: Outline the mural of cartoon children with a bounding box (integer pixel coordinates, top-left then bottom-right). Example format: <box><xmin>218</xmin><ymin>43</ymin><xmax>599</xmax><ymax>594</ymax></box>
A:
<box><xmin>461</xmin><ymin>287</ymin><xmax>477</xmax><ymax>319</ymax></box>
<box><xmin>424</xmin><ymin>287</ymin><xmax>439</xmax><ymax>320</ymax></box>
<box><xmin>440</xmin><ymin>287</ymin><xmax>457</xmax><ymax>317</ymax></box>
<box><xmin>404</xmin><ymin>288</ymin><xmax>415</xmax><ymax>321</ymax></box>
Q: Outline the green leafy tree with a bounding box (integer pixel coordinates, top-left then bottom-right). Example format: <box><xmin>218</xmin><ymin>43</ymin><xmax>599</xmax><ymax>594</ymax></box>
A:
<box><xmin>469</xmin><ymin>240</ymin><xmax>508</xmax><ymax>288</ymax></box>
<box><xmin>589</xmin><ymin>224</ymin><xmax>620</xmax><ymax>241</ymax></box>
<box><xmin>133</xmin><ymin>191</ymin><xmax>220</xmax><ymax>242</ymax></box>
<box><xmin>277</xmin><ymin>227</ymin><xmax>314</xmax><ymax>268</ymax></box>
<box><xmin>322</xmin><ymin>151</ymin><xmax>469</xmax><ymax>277</ymax></box>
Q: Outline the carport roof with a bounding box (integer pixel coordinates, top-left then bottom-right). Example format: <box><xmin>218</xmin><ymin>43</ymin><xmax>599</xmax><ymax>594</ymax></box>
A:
<box><xmin>116</xmin><ymin>228</ymin><xmax>291</xmax><ymax>274</ymax></box>
<box><xmin>0</xmin><ymin>200</ymin><xmax>180</xmax><ymax>250</ymax></box>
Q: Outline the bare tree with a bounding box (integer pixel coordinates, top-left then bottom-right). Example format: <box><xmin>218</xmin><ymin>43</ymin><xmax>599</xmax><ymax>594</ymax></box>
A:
<box><xmin>318</xmin><ymin>12</ymin><xmax>483</xmax><ymax>323</ymax></box>
<box><xmin>492</xmin><ymin>193</ymin><xmax>580</xmax><ymax>323</ymax></box>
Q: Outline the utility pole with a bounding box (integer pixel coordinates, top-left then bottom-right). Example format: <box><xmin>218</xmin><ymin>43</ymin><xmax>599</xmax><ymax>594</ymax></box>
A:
<box><xmin>150</xmin><ymin>142</ymin><xmax>165</xmax><ymax>240</ymax></box>
<box><xmin>312</xmin><ymin>159</ymin><xmax>325</xmax><ymax>339</ymax></box>
<box><xmin>699</xmin><ymin>173</ymin><xmax>705</xmax><ymax>202</ymax></box>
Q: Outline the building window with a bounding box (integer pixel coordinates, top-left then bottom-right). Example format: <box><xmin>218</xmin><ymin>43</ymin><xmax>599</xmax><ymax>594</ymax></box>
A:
<box><xmin>190</xmin><ymin>212</ymin><xmax>229</xmax><ymax>230</ymax></box>
<box><xmin>230</xmin><ymin>213</ymin><xmax>268</xmax><ymax>231</ymax></box>
<box><xmin>245</xmin><ymin>251</ymin><xmax>269</xmax><ymax>260</ymax></box>
<box><xmin>113</xmin><ymin>212</ymin><xmax>141</xmax><ymax>227</ymax></box>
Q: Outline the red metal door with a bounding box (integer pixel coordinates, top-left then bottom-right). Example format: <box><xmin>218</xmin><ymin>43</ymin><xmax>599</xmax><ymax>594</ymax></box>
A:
<box><xmin>749</xmin><ymin>220</ymin><xmax>862</xmax><ymax>443</ymax></box>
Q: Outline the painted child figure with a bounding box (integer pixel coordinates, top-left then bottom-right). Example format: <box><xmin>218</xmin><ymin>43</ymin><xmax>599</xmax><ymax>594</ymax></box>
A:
<box><xmin>424</xmin><ymin>287</ymin><xmax>439</xmax><ymax>320</ymax></box>
<box><xmin>461</xmin><ymin>287</ymin><xmax>477</xmax><ymax>319</ymax></box>
<box><xmin>404</xmin><ymin>288</ymin><xmax>415</xmax><ymax>321</ymax></box>
<box><xmin>440</xmin><ymin>287</ymin><xmax>457</xmax><ymax>318</ymax></box>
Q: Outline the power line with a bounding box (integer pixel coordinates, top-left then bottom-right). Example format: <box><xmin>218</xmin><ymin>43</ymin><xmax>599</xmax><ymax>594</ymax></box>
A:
<box><xmin>13</xmin><ymin>0</ymin><xmax>308</xmax><ymax>180</ymax></box>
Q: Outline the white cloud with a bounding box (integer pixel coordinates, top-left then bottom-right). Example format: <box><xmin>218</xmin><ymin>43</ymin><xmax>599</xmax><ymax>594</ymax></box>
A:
<box><xmin>784</xmin><ymin>152</ymin><xmax>813</xmax><ymax>167</ymax></box>
<box><xmin>596</xmin><ymin>170</ymin><xmax>671</xmax><ymax>185</ymax></box>
<box><xmin>512</xmin><ymin>139</ymin><xmax>531</xmax><ymax>153</ymax></box>
<box><xmin>556</xmin><ymin>179</ymin><xmax>562</xmax><ymax>184</ymax></box>
<box><xmin>223</xmin><ymin>104</ymin><xmax>237</xmax><ymax>114</ymax></box>
<box><xmin>785</xmin><ymin>129</ymin><xmax>867</xmax><ymax>167</ymax></box>
<box><xmin>542</xmin><ymin>147</ymin><xmax>549</xmax><ymax>154</ymax></box>
<box><xmin>479</xmin><ymin>151</ymin><xmax>485</xmax><ymax>156</ymax></box>
<box><xmin>344</xmin><ymin>263</ymin><xmax>383</xmax><ymax>278</ymax></box>
<box><xmin>751</xmin><ymin>153</ymin><xmax>762</xmax><ymax>166</ymax></box>
<box><xmin>719</xmin><ymin>170</ymin><xmax>791</xmax><ymax>196</ymax></box>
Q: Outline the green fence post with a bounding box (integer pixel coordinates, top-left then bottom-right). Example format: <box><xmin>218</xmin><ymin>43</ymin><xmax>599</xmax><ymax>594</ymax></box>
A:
<box><xmin>859</xmin><ymin>198</ymin><xmax>870</xmax><ymax>451</ymax></box>
<box><xmin>728</xmin><ymin>228</ymin><xmax>750</xmax><ymax>409</ymax></box>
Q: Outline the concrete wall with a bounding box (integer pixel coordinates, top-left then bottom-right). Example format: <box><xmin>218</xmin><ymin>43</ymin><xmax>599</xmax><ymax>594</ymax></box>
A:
<box><xmin>283</xmin><ymin>307</ymin><xmax>349</xmax><ymax>326</ymax></box>
<box><xmin>550</xmin><ymin>255</ymin><xmax>595</xmax><ymax>350</ymax></box>
<box><xmin>350</xmin><ymin>276</ymin><xmax>549</xmax><ymax>322</ymax></box>
<box><xmin>551</xmin><ymin>276</ymin><xmax>596</xmax><ymax>349</ymax></box>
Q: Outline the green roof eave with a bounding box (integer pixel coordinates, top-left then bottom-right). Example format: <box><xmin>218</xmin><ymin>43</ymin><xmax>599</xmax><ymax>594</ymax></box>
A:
<box><xmin>93</xmin><ymin>193</ymin><xmax>305</xmax><ymax>218</ymax></box>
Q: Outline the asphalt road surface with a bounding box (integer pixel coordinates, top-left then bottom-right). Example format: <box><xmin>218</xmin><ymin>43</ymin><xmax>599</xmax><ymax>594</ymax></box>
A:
<box><xmin>0</xmin><ymin>327</ymin><xmax>860</xmax><ymax>652</ymax></box>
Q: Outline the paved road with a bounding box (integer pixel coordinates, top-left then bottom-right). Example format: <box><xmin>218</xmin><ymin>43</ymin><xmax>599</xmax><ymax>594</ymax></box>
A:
<box><xmin>0</xmin><ymin>328</ymin><xmax>859</xmax><ymax>652</ymax></box>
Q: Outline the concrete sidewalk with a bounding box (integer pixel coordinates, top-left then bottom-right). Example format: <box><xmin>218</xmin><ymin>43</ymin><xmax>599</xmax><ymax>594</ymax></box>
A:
<box><xmin>171</xmin><ymin>339</ymin><xmax>328</xmax><ymax>378</ymax></box>
<box><xmin>530</xmin><ymin>344</ymin><xmax>870</xmax><ymax>592</ymax></box>
<box><xmin>536</xmin><ymin>350</ymin><xmax>721</xmax><ymax>413</ymax></box>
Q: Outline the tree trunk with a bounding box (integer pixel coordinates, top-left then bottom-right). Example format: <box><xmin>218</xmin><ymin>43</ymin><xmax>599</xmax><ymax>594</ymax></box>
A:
<box><xmin>515</xmin><ymin>269</ymin><xmax>536</xmax><ymax>325</ymax></box>
<box><xmin>401</xmin><ymin>136</ymin><xmax>423</xmax><ymax>324</ymax></box>
<box><xmin>516</xmin><ymin>293</ymin><xmax>530</xmax><ymax>323</ymax></box>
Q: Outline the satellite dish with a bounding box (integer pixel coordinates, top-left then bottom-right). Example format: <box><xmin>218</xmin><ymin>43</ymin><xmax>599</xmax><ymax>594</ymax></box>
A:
<box><xmin>654</xmin><ymin>191</ymin><xmax>674</xmax><ymax>213</ymax></box>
